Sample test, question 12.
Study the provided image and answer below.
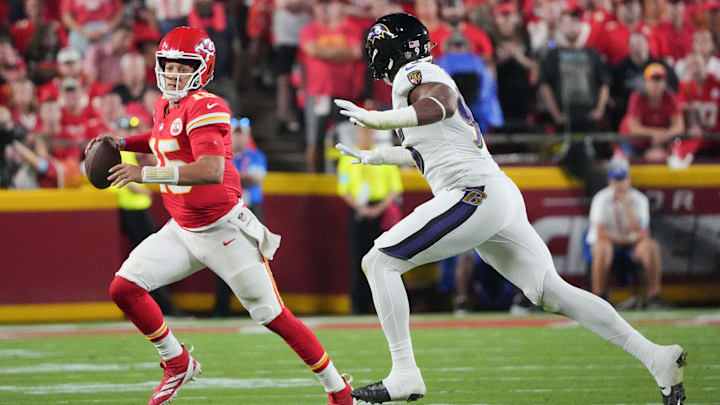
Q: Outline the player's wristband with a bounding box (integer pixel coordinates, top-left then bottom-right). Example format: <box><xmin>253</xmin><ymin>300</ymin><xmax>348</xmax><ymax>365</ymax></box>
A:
<box><xmin>141</xmin><ymin>166</ymin><xmax>179</xmax><ymax>185</ymax></box>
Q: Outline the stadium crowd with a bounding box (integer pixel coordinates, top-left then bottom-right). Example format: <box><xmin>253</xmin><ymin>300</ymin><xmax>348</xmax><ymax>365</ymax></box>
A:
<box><xmin>1</xmin><ymin>0</ymin><xmax>720</xmax><ymax>187</ymax></box>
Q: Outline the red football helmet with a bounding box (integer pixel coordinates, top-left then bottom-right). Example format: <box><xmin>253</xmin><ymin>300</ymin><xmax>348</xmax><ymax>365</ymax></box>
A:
<box><xmin>155</xmin><ymin>27</ymin><xmax>216</xmax><ymax>101</ymax></box>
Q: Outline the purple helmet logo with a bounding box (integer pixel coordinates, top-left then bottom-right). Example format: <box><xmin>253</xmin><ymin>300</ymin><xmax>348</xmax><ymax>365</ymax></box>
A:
<box><xmin>367</xmin><ymin>24</ymin><xmax>397</xmax><ymax>44</ymax></box>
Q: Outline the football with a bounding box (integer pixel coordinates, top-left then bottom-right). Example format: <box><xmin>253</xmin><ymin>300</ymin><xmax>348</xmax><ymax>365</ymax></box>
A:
<box><xmin>84</xmin><ymin>138</ymin><xmax>121</xmax><ymax>189</ymax></box>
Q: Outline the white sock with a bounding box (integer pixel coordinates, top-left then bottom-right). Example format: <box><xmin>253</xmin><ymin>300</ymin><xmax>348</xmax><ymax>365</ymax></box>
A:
<box><xmin>152</xmin><ymin>330</ymin><xmax>183</xmax><ymax>360</ymax></box>
<box><xmin>365</xmin><ymin>252</ymin><xmax>417</xmax><ymax>373</ymax></box>
<box><xmin>541</xmin><ymin>271</ymin><xmax>661</xmax><ymax>375</ymax></box>
<box><xmin>389</xmin><ymin>339</ymin><xmax>418</xmax><ymax>371</ymax></box>
<box><xmin>314</xmin><ymin>360</ymin><xmax>346</xmax><ymax>393</ymax></box>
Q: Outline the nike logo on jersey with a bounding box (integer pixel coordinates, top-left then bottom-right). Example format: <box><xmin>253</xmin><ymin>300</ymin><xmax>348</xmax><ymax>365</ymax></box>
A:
<box><xmin>223</xmin><ymin>238</ymin><xmax>236</xmax><ymax>246</ymax></box>
<box><xmin>207</xmin><ymin>102</ymin><xmax>219</xmax><ymax>109</ymax></box>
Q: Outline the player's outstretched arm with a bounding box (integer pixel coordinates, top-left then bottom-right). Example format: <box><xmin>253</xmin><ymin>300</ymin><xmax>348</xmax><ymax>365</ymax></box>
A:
<box><xmin>334</xmin><ymin>83</ymin><xmax>456</xmax><ymax>130</ymax></box>
<box><xmin>108</xmin><ymin>155</ymin><xmax>224</xmax><ymax>188</ymax></box>
<box><xmin>336</xmin><ymin>143</ymin><xmax>415</xmax><ymax>166</ymax></box>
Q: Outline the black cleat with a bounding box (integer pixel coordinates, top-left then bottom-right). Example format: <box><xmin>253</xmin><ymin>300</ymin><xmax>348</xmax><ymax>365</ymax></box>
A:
<box><xmin>660</xmin><ymin>351</ymin><xmax>687</xmax><ymax>405</ymax></box>
<box><xmin>350</xmin><ymin>381</ymin><xmax>424</xmax><ymax>403</ymax></box>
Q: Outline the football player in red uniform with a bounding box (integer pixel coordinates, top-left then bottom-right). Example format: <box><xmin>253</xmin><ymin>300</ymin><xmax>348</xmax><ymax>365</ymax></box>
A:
<box><xmin>86</xmin><ymin>27</ymin><xmax>355</xmax><ymax>405</ymax></box>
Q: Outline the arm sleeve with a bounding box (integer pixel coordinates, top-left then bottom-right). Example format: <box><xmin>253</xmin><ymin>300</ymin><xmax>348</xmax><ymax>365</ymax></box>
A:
<box><xmin>124</xmin><ymin>130</ymin><xmax>153</xmax><ymax>153</ymax></box>
<box><xmin>588</xmin><ymin>193</ymin><xmax>605</xmax><ymax>226</ymax></box>
<box><xmin>188</xmin><ymin>126</ymin><xmax>226</xmax><ymax>159</ymax></box>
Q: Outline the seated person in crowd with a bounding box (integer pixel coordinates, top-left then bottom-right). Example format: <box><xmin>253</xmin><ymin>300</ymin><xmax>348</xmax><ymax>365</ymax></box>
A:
<box><xmin>678</xmin><ymin>54</ymin><xmax>720</xmax><ymax>157</ymax></box>
<box><xmin>611</xmin><ymin>32</ymin><xmax>678</xmax><ymax>130</ymax></box>
<box><xmin>620</xmin><ymin>63</ymin><xmax>684</xmax><ymax>162</ymax></box>
<box><xmin>586</xmin><ymin>159</ymin><xmax>666</xmax><ymax>309</ymax></box>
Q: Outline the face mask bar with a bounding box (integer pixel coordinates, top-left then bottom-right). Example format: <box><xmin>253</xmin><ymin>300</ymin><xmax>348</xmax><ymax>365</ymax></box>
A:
<box><xmin>154</xmin><ymin>52</ymin><xmax>207</xmax><ymax>101</ymax></box>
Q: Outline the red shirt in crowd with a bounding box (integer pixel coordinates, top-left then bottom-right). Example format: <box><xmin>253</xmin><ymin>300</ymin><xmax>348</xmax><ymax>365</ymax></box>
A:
<box><xmin>679</xmin><ymin>75</ymin><xmax>720</xmax><ymax>133</ymax></box>
<box><xmin>588</xmin><ymin>20</ymin><xmax>668</xmax><ymax>66</ymax></box>
<box><xmin>624</xmin><ymin>90</ymin><xmax>681</xmax><ymax>129</ymax></box>
<box><xmin>55</xmin><ymin>105</ymin><xmax>101</xmax><ymax>160</ymax></box>
<box><xmin>123</xmin><ymin>90</ymin><xmax>241</xmax><ymax>229</ymax></box>
<box><xmin>299</xmin><ymin>19</ymin><xmax>363</xmax><ymax>99</ymax></box>
<box><xmin>10</xmin><ymin>20</ymin><xmax>68</xmax><ymax>56</ymax></box>
<box><xmin>60</xmin><ymin>0</ymin><xmax>123</xmax><ymax>25</ymax></box>
<box><xmin>656</xmin><ymin>22</ymin><xmax>695</xmax><ymax>63</ymax></box>
<box><xmin>38</xmin><ymin>77</ymin><xmax>111</xmax><ymax>104</ymax></box>
<box><xmin>429</xmin><ymin>23</ymin><xmax>493</xmax><ymax>59</ymax></box>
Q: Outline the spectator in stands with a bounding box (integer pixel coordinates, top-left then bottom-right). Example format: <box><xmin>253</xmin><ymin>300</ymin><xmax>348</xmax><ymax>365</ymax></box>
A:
<box><xmin>526</xmin><ymin>0</ymin><xmax>566</xmax><ymax>57</ymax></box>
<box><xmin>38</xmin><ymin>47</ymin><xmax>108</xmax><ymax>104</ymax></box>
<box><xmin>587</xmin><ymin>0</ymin><xmax>667</xmax><ymax>67</ymax></box>
<box><xmin>84</xmin><ymin>24</ymin><xmax>133</xmax><ymax>85</ymax></box>
<box><xmin>337</xmin><ymin>126</ymin><xmax>403</xmax><ymax>314</ymax></box>
<box><xmin>146</xmin><ymin>0</ymin><xmax>192</xmax><ymax>36</ymax></box>
<box><xmin>621</xmin><ymin>63</ymin><xmax>684</xmax><ymax>162</ymax></box>
<box><xmin>415</xmin><ymin>0</ymin><xmax>443</xmax><ymax>58</ymax></box>
<box><xmin>188</xmin><ymin>0</ymin><xmax>242</xmax><ymax>111</ymax></box>
<box><xmin>586</xmin><ymin>158</ymin><xmax>667</xmax><ymax>309</ymax></box>
<box><xmin>434</xmin><ymin>0</ymin><xmax>494</xmax><ymax>64</ymax></box>
<box><xmin>657</xmin><ymin>0</ymin><xmax>695</xmax><ymax>66</ymax></box>
<box><xmin>112</xmin><ymin>52</ymin><xmax>147</xmax><ymax>105</ymax></box>
<box><xmin>10</xmin><ymin>0</ymin><xmax>68</xmax><ymax>57</ymax></box>
<box><xmin>675</xmin><ymin>30</ymin><xmax>720</xmax><ymax>82</ymax></box>
<box><xmin>0</xmin><ymin>37</ymin><xmax>28</xmax><ymax>98</ymax></box>
<box><xmin>1</xmin><ymin>103</ymin><xmax>64</xmax><ymax>189</ymax></box>
<box><xmin>60</xmin><ymin>0</ymin><xmax>124</xmax><ymax>54</ymax></box>
<box><xmin>436</xmin><ymin>31</ymin><xmax>503</xmax><ymax>133</ymax></box>
<box><xmin>58</xmin><ymin>77</ymin><xmax>100</xmax><ymax>164</ymax></box>
<box><xmin>538</xmin><ymin>9</ymin><xmax>610</xmax><ymax>133</ymax></box>
<box><xmin>299</xmin><ymin>0</ymin><xmax>362</xmax><ymax>172</ymax></box>
<box><xmin>8</xmin><ymin>79</ymin><xmax>38</xmax><ymax>132</ymax></box>
<box><xmin>678</xmin><ymin>54</ymin><xmax>720</xmax><ymax>156</ymax></box>
<box><xmin>24</xmin><ymin>16</ymin><xmax>66</xmax><ymax>85</ymax></box>
<box><xmin>29</xmin><ymin>98</ymin><xmax>72</xmax><ymax>187</ymax></box>
<box><xmin>610</xmin><ymin>32</ymin><xmax>678</xmax><ymax>130</ymax></box>
<box><xmin>246</xmin><ymin>0</ymin><xmax>274</xmax><ymax>87</ymax></box>
<box><xmin>214</xmin><ymin>117</ymin><xmax>268</xmax><ymax>317</ymax></box>
<box><xmin>272</xmin><ymin>0</ymin><xmax>312</xmax><ymax>134</ymax></box>
<box><xmin>491</xmin><ymin>1</ymin><xmax>537</xmax><ymax>132</ymax></box>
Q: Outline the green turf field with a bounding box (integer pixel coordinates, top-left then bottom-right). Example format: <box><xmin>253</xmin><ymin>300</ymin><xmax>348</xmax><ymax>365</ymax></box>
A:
<box><xmin>0</xmin><ymin>310</ymin><xmax>718</xmax><ymax>404</ymax></box>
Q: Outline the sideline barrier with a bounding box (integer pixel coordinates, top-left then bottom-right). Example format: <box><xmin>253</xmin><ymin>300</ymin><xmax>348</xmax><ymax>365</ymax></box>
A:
<box><xmin>1</xmin><ymin>165</ymin><xmax>719</xmax><ymax>322</ymax></box>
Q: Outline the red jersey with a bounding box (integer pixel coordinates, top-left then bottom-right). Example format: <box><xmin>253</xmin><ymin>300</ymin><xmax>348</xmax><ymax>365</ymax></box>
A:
<box><xmin>146</xmin><ymin>90</ymin><xmax>241</xmax><ymax>229</ymax></box>
<box><xmin>657</xmin><ymin>22</ymin><xmax>695</xmax><ymax>63</ymax></box>
<box><xmin>588</xmin><ymin>20</ymin><xmax>667</xmax><ymax>66</ymax></box>
<box><xmin>60</xmin><ymin>0</ymin><xmax>122</xmax><ymax>25</ymax></box>
<box><xmin>626</xmin><ymin>90</ymin><xmax>681</xmax><ymax>128</ymax></box>
<box><xmin>679</xmin><ymin>76</ymin><xmax>720</xmax><ymax>132</ymax></box>
<box><xmin>10</xmin><ymin>19</ymin><xmax>67</xmax><ymax>55</ymax></box>
<box><xmin>299</xmin><ymin>19</ymin><xmax>363</xmax><ymax>99</ymax></box>
<box><xmin>430</xmin><ymin>23</ymin><xmax>493</xmax><ymax>59</ymax></box>
<box><xmin>57</xmin><ymin>105</ymin><xmax>101</xmax><ymax>160</ymax></box>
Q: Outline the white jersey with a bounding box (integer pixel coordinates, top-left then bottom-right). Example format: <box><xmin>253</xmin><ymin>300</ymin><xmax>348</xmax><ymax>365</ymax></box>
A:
<box><xmin>586</xmin><ymin>186</ymin><xmax>650</xmax><ymax>245</ymax></box>
<box><xmin>391</xmin><ymin>60</ymin><xmax>502</xmax><ymax>195</ymax></box>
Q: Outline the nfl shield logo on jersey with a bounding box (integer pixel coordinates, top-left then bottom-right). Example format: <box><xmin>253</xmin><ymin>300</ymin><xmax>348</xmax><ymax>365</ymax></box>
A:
<box><xmin>170</xmin><ymin>118</ymin><xmax>183</xmax><ymax>136</ymax></box>
<box><xmin>407</xmin><ymin>70</ymin><xmax>422</xmax><ymax>85</ymax></box>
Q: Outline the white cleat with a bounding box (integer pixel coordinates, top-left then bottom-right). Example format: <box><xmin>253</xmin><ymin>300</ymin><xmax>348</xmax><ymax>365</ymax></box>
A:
<box><xmin>382</xmin><ymin>368</ymin><xmax>427</xmax><ymax>402</ymax></box>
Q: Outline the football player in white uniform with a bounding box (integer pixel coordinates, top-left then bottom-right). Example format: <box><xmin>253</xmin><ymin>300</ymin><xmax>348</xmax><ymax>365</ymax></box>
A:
<box><xmin>335</xmin><ymin>13</ymin><xmax>686</xmax><ymax>405</ymax></box>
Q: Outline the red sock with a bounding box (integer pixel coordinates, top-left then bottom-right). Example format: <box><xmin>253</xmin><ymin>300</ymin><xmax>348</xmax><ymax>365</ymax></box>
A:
<box><xmin>109</xmin><ymin>276</ymin><xmax>166</xmax><ymax>337</ymax></box>
<box><xmin>265</xmin><ymin>307</ymin><xmax>330</xmax><ymax>372</ymax></box>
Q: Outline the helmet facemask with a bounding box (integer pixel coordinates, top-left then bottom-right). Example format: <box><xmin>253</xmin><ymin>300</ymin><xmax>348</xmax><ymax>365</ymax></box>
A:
<box><xmin>155</xmin><ymin>51</ymin><xmax>208</xmax><ymax>102</ymax></box>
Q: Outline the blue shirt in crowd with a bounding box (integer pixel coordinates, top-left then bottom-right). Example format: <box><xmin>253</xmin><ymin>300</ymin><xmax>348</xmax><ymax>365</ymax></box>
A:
<box><xmin>232</xmin><ymin>149</ymin><xmax>267</xmax><ymax>206</ymax></box>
